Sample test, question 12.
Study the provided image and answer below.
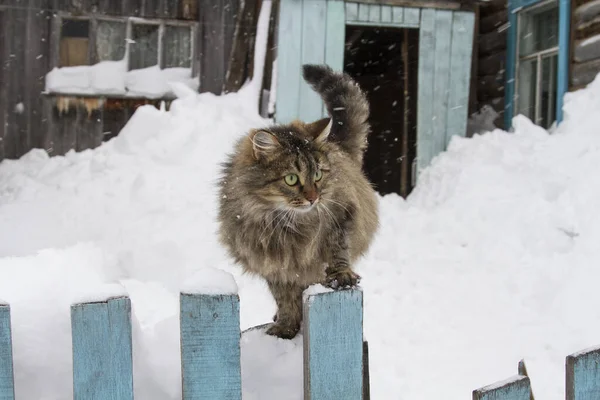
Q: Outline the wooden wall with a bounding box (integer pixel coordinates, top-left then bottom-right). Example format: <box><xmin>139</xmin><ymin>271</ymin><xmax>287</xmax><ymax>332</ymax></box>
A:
<box><xmin>0</xmin><ymin>0</ymin><xmax>240</xmax><ymax>161</ymax></box>
<box><xmin>571</xmin><ymin>0</ymin><xmax>600</xmax><ymax>89</ymax></box>
<box><xmin>475</xmin><ymin>0</ymin><xmax>507</xmax><ymax>129</ymax></box>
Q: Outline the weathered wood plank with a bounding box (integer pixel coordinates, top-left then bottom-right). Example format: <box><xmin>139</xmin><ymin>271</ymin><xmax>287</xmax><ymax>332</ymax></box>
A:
<box><xmin>574</xmin><ymin>35</ymin><xmax>600</xmax><ymax>63</ymax></box>
<box><xmin>358</xmin><ymin>3</ymin><xmax>370</xmax><ymax>21</ymax></box>
<box><xmin>0</xmin><ymin>10</ymin><xmax>6</xmax><ymax>160</ymax></box>
<box><xmin>323</xmin><ymin>0</ymin><xmax>345</xmax><ymax>117</ymax></box>
<box><xmin>571</xmin><ymin>58</ymin><xmax>600</xmax><ymax>87</ymax></box>
<box><xmin>325</xmin><ymin>0</ymin><xmax>345</xmax><ymax>73</ymax></box>
<box><xmin>445</xmin><ymin>11</ymin><xmax>475</xmax><ymax>146</ymax></box>
<box><xmin>432</xmin><ymin>10</ymin><xmax>453</xmax><ymax>161</ymax></box>
<box><xmin>199</xmin><ymin>0</ymin><xmax>225</xmax><ymax>94</ymax></box>
<box><xmin>381</xmin><ymin>5</ymin><xmax>392</xmax><ymax>23</ymax></box>
<box><xmin>473</xmin><ymin>375</ymin><xmax>531</xmax><ymax>400</ymax></box>
<box><xmin>362</xmin><ymin>341</ymin><xmax>370</xmax><ymax>400</ymax></box>
<box><xmin>392</xmin><ymin>6</ymin><xmax>404</xmax><ymax>24</ymax></box>
<box><xmin>299</xmin><ymin>0</ymin><xmax>327</xmax><ymax>122</ymax></box>
<box><xmin>368</xmin><ymin>4</ymin><xmax>380</xmax><ymax>23</ymax></box>
<box><xmin>567</xmin><ymin>346</ymin><xmax>600</xmax><ymax>400</ymax></box>
<box><xmin>71</xmin><ymin>297</ymin><xmax>134</xmax><ymax>400</ymax></box>
<box><xmin>180</xmin><ymin>293</ymin><xmax>241</xmax><ymax>400</ymax></box>
<box><xmin>275</xmin><ymin>0</ymin><xmax>303</xmax><ymax>123</ymax></box>
<box><xmin>345</xmin><ymin>2</ymin><xmax>359</xmax><ymax>22</ymax></box>
<box><xmin>574</xmin><ymin>0</ymin><xmax>600</xmax><ymax>25</ymax></box>
<box><xmin>479</xmin><ymin>29</ymin><xmax>507</xmax><ymax>57</ymax></box>
<box><xmin>479</xmin><ymin>51</ymin><xmax>506</xmax><ymax>76</ymax></box>
<box><xmin>416</xmin><ymin>8</ymin><xmax>436</xmax><ymax>175</ymax></box>
<box><xmin>303</xmin><ymin>289</ymin><xmax>363</xmax><ymax>400</ymax></box>
<box><xmin>0</xmin><ymin>304</ymin><xmax>15</xmax><ymax>400</ymax></box>
<box><xmin>403</xmin><ymin>7</ymin><xmax>420</xmax><ymax>26</ymax></box>
<box><xmin>480</xmin><ymin>8</ymin><xmax>508</xmax><ymax>35</ymax></box>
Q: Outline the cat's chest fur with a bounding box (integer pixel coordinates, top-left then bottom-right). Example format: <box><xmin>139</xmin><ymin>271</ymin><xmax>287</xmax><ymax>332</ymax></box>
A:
<box><xmin>234</xmin><ymin>208</ymin><xmax>343</xmax><ymax>284</ymax></box>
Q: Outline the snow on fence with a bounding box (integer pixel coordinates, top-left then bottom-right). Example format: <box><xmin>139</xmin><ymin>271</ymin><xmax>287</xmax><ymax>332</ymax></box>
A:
<box><xmin>3</xmin><ymin>289</ymin><xmax>600</xmax><ymax>400</ymax></box>
<box><xmin>0</xmin><ymin>288</ymin><xmax>367</xmax><ymax>399</ymax></box>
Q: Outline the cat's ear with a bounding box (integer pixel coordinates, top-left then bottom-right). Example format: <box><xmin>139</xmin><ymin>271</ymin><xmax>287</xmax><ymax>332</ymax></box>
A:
<box><xmin>306</xmin><ymin>117</ymin><xmax>332</xmax><ymax>144</ymax></box>
<box><xmin>250</xmin><ymin>130</ymin><xmax>280</xmax><ymax>160</ymax></box>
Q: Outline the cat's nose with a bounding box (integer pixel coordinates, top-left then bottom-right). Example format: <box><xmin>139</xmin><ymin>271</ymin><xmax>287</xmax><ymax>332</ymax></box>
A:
<box><xmin>303</xmin><ymin>189</ymin><xmax>319</xmax><ymax>204</ymax></box>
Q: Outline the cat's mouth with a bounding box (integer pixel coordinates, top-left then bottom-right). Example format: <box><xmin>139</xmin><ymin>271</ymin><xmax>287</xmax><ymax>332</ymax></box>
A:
<box><xmin>289</xmin><ymin>200</ymin><xmax>319</xmax><ymax>213</ymax></box>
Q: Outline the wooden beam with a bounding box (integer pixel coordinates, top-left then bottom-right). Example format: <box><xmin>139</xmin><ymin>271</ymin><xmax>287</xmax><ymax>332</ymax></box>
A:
<box><xmin>303</xmin><ymin>289</ymin><xmax>363</xmax><ymax>400</ymax></box>
<box><xmin>352</xmin><ymin>0</ymin><xmax>462</xmax><ymax>10</ymax></box>
<box><xmin>180</xmin><ymin>293</ymin><xmax>242</xmax><ymax>400</ymax></box>
<box><xmin>473</xmin><ymin>375</ymin><xmax>531</xmax><ymax>400</ymax></box>
<box><xmin>0</xmin><ymin>303</ymin><xmax>15</xmax><ymax>400</ymax></box>
<box><xmin>71</xmin><ymin>297</ymin><xmax>134</xmax><ymax>400</ymax></box>
<box><xmin>566</xmin><ymin>346</ymin><xmax>600</xmax><ymax>400</ymax></box>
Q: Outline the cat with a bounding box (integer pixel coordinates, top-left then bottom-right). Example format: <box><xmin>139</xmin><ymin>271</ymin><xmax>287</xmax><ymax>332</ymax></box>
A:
<box><xmin>217</xmin><ymin>64</ymin><xmax>379</xmax><ymax>339</ymax></box>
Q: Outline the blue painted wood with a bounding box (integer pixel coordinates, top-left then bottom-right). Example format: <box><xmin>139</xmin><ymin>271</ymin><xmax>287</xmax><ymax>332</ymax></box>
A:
<box><xmin>556</xmin><ymin>0</ymin><xmax>570</xmax><ymax>124</ymax></box>
<box><xmin>180</xmin><ymin>293</ymin><xmax>241</xmax><ymax>400</ymax></box>
<box><xmin>445</xmin><ymin>11</ymin><xmax>475</xmax><ymax>147</ymax></box>
<box><xmin>432</xmin><ymin>10</ymin><xmax>453</xmax><ymax>158</ymax></box>
<box><xmin>392</xmin><ymin>6</ymin><xmax>404</xmax><ymax>24</ymax></box>
<box><xmin>368</xmin><ymin>4</ymin><xmax>381</xmax><ymax>22</ymax></box>
<box><xmin>416</xmin><ymin>8</ymin><xmax>436</xmax><ymax>175</ymax></box>
<box><xmin>324</xmin><ymin>0</ymin><xmax>346</xmax><ymax>116</ymax></box>
<box><xmin>510</xmin><ymin>0</ymin><xmax>547</xmax><ymax>11</ymax></box>
<box><xmin>0</xmin><ymin>305</ymin><xmax>14</xmax><ymax>400</ymax></box>
<box><xmin>299</xmin><ymin>0</ymin><xmax>327</xmax><ymax>122</ymax></box>
<box><xmin>71</xmin><ymin>297</ymin><xmax>133</xmax><ymax>400</ymax></box>
<box><xmin>403</xmin><ymin>7</ymin><xmax>421</xmax><ymax>25</ymax></box>
<box><xmin>345</xmin><ymin>2</ymin><xmax>359</xmax><ymax>22</ymax></box>
<box><xmin>381</xmin><ymin>5</ymin><xmax>392</xmax><ymax>23</ymax></box>
<box><xmin>303</xmin><ymin>289</ymin><xmax>363</xmax><ymax>400</ymax></box>
<box><xmin>566</xmin><ymin>346</ymin><xmax>600</xmax><ymax>400</ymax></box>
<box><xmin>505</xmin><ymin>7</ymin><xmax>518</xmax><ymax>129</ymax></box>
<box><xmin>358</xmin><ymin>3</ymin><xmax>370</xmax><ymax>21</ymax></box>
<box><xmin>473</xmin><ymin>375</ymin><xmax>531</xmax><ymax>400</ymax></box>
<box><xmin>274</xmin><ymin>0</ymin><xmax>303</xmax><ymax>123</ymax></box>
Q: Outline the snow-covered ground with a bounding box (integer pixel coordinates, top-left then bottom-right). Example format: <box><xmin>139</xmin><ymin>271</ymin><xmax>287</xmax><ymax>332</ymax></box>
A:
<box><xmin>3</xmin><ymin>17</ymin><xmax>600</xmax><ymax>400</ymax></box>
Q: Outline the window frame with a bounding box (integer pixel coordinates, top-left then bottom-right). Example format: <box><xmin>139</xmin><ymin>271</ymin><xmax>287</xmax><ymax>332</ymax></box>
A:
<box><xmin>514</xmin><ymin>0</ymin><xmax>560</xmax><ymax>127</ymax></box>
<box><xmin>51</xmin><ymin>13</ymin><xmax>197</xmax><ymax>73</ymax></box>
<box><xmin>505</xmin><ymin>0</ymin><xmax>570</xmax><ymax>130</ymax></box>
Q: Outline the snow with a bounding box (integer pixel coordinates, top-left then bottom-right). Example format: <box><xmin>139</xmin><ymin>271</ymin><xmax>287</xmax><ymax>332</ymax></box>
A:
<box><xmin>2</xmin><ymin>2</ymin><xmax>600</xmax><ymax>397</ymax></box>
<box><xmin>45</xmin><ymin>61</ymin><xmax>198</xmax><ymax>99</ymax></box>
<box><xmin>180</xmin><ymin>267</ymin><xmax>238</xmax><ymax>295</ymax></box>
<box><xmin>580</xmin><ymin>33</ymin><xmax>600</xmax><ymax>47</ymax></box>
<box><xmin>302</xmin><ymin>284</ymin><xmax>334</xmax><ymax>302</ymax></box>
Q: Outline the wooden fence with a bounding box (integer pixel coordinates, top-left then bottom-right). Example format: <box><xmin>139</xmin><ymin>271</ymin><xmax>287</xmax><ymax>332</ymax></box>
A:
<box><xmin>0</xmin><ymin>288</ymin><xmax>367</xmax><ymax>399</ymax></box>
<box><xmin>2</xmin><ymin>288</ymin><xmax>600</xmax><ymax>399</ymax></box>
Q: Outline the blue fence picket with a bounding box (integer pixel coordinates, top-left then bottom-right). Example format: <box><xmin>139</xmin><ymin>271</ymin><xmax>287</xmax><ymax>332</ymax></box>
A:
<box><xmin>566</xmin><ymin>346</ymin><xmax>600</xmax><ymax>400</ymax></box>
<box><xmin>473</xmin><ymin>375</ymin><xmax>531</xmax><ymax>400</ymax></box>
<box><xmin>0</xmin><ymin>304</ymin><xmax>14</xmax><ymax>400</ymax></box>
<box><xmin>71</xmin><ymin>297</ymin><xmax>133</xmax><ymax>400</ymax></box>
<box><xmin>180</xmin><ymin>293</ymin><xmax>241</xmax><ymax>400</ymax></box>
<box><xmin>303</xmin><ymin>288</ymin><xmax>363</xmax><ymax>400</ymax></box>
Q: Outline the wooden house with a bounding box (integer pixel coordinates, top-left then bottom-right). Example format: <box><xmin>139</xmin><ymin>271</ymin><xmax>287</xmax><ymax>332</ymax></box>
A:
<box><xmin>475</xmin><ymin>0</ymin><xmax>600</xmax><ymax>130</ymax></box>
<box><xmin>0</xmin><ymin>0</ymin><xmax>258</xmax><ymax>161</ymax></box>
<box><xmin>273</xmin><ymin>0</ymin><xmax>483</xmax><ymax>197</ymax></box>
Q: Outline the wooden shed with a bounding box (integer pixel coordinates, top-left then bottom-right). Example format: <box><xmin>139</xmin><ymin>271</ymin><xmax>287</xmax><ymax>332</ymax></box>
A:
<box><xmin>0</xmin><ymin>0</ymin><xmax>258</xmax><ymax>161</ymax></box>
<box><xmin>500</xmin><ymin>0</ymin><xmax>600</xmax><ymax>130</ymax></box>
<box><xmin>273</xmin><ymin>0</ymin><xmax>478</xmax><ymax>196</ymax></box>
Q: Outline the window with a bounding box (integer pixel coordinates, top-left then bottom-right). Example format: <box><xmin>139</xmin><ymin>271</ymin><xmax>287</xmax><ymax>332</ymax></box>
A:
<box><xmin>56</xmin><ymin>15</ymin><xmax>196</xmax><ymax>70</ymax></box>
<box><xmin>515</xmin><ymin>1</ymin><xmax>559</xmax><ymax>128</ymax></box>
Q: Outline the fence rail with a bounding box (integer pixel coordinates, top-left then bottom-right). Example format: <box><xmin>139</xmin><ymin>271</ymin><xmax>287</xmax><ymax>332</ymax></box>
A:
<box><xmin>0</xmin><ymin>288</ymin><xmax>367</xmax><ymax>399</ymax></box>
<box><xmin>1</xmin><ymin>288</ymin><xmax>600</xmax><ymax>399</ymax></box>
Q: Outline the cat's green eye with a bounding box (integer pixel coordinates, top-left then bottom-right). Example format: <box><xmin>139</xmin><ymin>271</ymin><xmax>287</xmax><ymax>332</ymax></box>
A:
<box><xmin>284</xmin><ymin>174</ymin><xmax>299</xmax><ymax>186</ymax></box>
<box><xmin>314</xmin><ymin>169</ymin><xmax>323</xmax><ymax>182</ymax></box>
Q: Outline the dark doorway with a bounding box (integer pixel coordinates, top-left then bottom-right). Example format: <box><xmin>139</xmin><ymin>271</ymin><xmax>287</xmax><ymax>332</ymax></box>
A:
<box><xmin>344</xmin><ymin>26</ymin><xmax>419</xmax><ymax>197</ymax></box>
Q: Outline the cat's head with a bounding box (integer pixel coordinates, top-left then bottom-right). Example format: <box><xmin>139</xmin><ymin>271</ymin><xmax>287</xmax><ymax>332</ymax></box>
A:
<box><xmin>237</xmin><ymin>117</ymin><xmax>335</xmax><ymax>213</ymax></box>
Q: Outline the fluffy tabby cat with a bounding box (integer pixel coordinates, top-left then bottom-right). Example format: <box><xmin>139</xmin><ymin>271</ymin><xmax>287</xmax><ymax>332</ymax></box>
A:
<box><xmin>217</xmin><ymin>64</ymin><xmax>379</xmax><ymax>339</ymax></box>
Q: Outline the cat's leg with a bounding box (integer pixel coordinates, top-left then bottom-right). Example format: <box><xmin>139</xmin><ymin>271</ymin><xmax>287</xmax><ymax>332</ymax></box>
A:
<box><xmin>325</xmin><ymin>227</ymin><xmax>361</xmax><ymax>289</ymax></box>
<box><xmin>266</xmin><ymin>280</ymin><xmax>304</xmax><ymax>339</ymax></box>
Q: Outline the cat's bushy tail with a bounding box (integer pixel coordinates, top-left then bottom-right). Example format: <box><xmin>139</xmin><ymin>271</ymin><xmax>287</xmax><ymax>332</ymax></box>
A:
<box><xmin>302</xmin><ymin>64</ymin><xmax>370</xmax><ymax>164</ymax></box>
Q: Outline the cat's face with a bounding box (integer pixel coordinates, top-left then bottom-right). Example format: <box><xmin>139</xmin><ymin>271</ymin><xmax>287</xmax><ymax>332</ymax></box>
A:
<box><xmin>245</xmin><ymin>118</ymin><xmax>333</xmax><ymax>213</ymax></box>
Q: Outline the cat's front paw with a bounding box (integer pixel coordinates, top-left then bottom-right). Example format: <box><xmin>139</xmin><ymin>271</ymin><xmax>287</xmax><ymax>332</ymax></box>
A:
<box><xmin>325</xmin><ymin>267</ymin><xmax>361</xmax><ymax>289</ymax></box>
<box><xmin>266</xmin><ymin>322</ymin><xmax>300</xmax><ymax>339</ymax></box>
